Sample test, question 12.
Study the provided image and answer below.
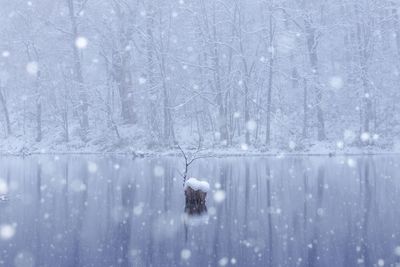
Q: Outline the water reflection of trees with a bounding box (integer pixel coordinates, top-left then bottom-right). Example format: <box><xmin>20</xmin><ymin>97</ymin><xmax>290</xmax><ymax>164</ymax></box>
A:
<box><xmin>1</xmin><ymin>156</ymin><xmax>399</xmax><ymax>267</ymax></box>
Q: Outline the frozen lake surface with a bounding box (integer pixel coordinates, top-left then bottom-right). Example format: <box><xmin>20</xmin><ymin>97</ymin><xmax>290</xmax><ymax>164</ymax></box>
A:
<box><xmin>0</xmin><ymin>155</ymin><xmax>399</xmax><ymax>267</ymax></box>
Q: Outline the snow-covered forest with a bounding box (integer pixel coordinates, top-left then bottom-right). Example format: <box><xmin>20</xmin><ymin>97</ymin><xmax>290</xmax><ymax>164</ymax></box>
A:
<box><xmin>0</xmin><ymin>0</ymin><xmax>399</xmax><ymax>153</ymax></box>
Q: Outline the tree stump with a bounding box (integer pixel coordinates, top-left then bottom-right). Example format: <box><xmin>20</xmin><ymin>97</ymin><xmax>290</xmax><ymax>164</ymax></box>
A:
<box><xmin>184</xmin><ymin>178</ymin><xmax>209</xmax><ymax>216</ymax></box>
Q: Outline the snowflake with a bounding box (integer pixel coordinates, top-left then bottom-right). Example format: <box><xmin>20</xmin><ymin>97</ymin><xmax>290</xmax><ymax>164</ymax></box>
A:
<box><xmin>87</xmin><ymin>162</ymin><xmax>98</xmax><ymax>173</ymax></box>
<box><xmin>75</xmin><ymin>36</ymin><xmax>88</xmax><ymax>49</ymax></box>
<box><xmin>289</xmin><ymin>141</ymin><xmax>296</xmax><ymax>150</ymax></box>
<box><xmin>241</xmin><ymin>143</ymin><xmax>249</xmax><ymax>151</ymax></box>
<box><xmin>336</xmin><ymin>141</ymin><xmax>344</xmax><ymax>149</ymax></box>
<box><xmin>0</xmin><ymin>179</ymin><xmax>8</xmax><ymax>194</ymax></box>
<box><xmin>347</xmin><ymin>158</ymin><xmax>356</xmax><ymax>168</ymax></box>
<box><xmin>138</xmin><ymin>77</ymin><xmax>147</xmax><ymax>85</ymax></box>
<box><xmin>26</xmin><ymin>61</ymin><xmax>39</xmax><ymax>76</ymax></box>
<box><xmin>0</xmin><ymin>224</ymin><xmax>15</xmax><ymax>240</ymax></box>
<box><xmin>246</xmin><ymin>120</ymin><xmax>257</xmax><ymax>132</ymax></box>
<box><xmin>360</xmin><ymin>132</ymin><xmax>370</xmax><ymax>142</ymax></box>
<box><xmin>153</xmin><ymin>165</ymin><xmax>164</xmax><ymax>177</ymax></box>
<box><xmin>2</xmin><ymin>51</ymin><xmax>10</xmax><ymax>58</ymax></box>
<box><xmin>180</xmin><ymin>249</ymin><xmax>191</xmax><ymax>260</ymax></box>
<box><xmin>329</xmin><ymin>76</ymin><xmax>343</xmax><ymax>89</ymax></box>
<box><xmin>218</xmin><ymin>257</ymin><xmax>229</xmax><ymax>266</ymax></box>
<box><xmin>213</xmin><ymin>190</ymin><xmax>226</xmax><ymax>203</ymax></box>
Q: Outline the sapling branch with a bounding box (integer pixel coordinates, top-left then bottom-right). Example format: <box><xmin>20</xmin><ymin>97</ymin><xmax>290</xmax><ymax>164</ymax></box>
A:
<box><xmin>177</xmin><ymin>145</ymin><xmax>209</xmax><ymax>186</ymax></box>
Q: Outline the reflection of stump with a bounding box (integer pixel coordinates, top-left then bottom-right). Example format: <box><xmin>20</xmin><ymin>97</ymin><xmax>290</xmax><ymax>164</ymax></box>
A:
<box><xmin>184</xmin><ymin>187</ymin><xmax>207</xmax><ymax>215</ymax></box>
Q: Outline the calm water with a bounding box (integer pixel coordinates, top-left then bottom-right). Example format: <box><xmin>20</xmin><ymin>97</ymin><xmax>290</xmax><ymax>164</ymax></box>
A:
<box><xmin>0</xmin><ymin>155</ymin><xmax>399</xmax><ymax>267</ymax></box>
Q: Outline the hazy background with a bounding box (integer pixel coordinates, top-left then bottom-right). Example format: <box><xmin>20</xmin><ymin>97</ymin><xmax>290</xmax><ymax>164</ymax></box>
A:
<box><xmin>0</xmin><ymin>0</ymin><xmax>398</xmax><ymax>152</ymax></box>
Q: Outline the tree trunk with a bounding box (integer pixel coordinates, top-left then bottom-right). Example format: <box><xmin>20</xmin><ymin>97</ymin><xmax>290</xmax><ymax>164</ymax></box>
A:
<box><xmin>113</xmin><ymin>4</ymin><xmax>136</xmax><ymax>125</ymax></box>
<box><xmin>354</xmin><ymin>3</ymin><xmax>372</xmax><ymax>134</ymax></box>
<box><xmin>36</xmin><ymin>102</ymin><xmax>42</xmax><ymax>142</ymax></box>
<box><xmin>302</xmin><ymin>78</ymin><xmax>308</xmax><ymax>139</ymax></box>
<box><xmin>304</xmin><ymin>19</ymin><xmax>325</xmax><ymax>140</ymax></box>
<box><xmin>265</xmin><ymin>5</ymin><xmax>275</xmax><ymax>146</ymax></box>
<box><xmin>211</xmin><ymin>2</ymin><xmax>228</xmax><ymax>144</ymax></box>
<box><xmin>35</xmin><ymin>73</ymin><xmax>42</xmax><ymax>142</ymax></box>
<box><xmin>0</xmin><ymin>88</ymin><xmax>11</xmax><ymax>136</ymax></box>
<box><xmin>145</xmin><ymin>5</ymin><xmax>158</xmax><ymax>140</ymax></box>
<box><xmin>67</xmin><ymin>0</ymin><xmax>89</xmax><ymax>138</ymax></box>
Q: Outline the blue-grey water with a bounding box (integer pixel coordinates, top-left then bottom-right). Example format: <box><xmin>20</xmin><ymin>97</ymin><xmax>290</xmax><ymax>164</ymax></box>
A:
<box><xmin>0</xmin><ymin>155</ymin><xmax>399</xmax><ymax>267</ymax></box>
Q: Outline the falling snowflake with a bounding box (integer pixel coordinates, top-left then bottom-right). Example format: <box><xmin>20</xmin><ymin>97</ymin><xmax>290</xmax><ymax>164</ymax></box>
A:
<box><xmin>213</xmin><ymin>190</ymin><xmax>226</xmax><ymax>203</ymax></box>
<box><xmin>87</xmin><ymin>162</ymin><xmax>98</xmax><ymax>173</ymax></box>
<box><xmin>329</xmin><ymin>76</ymin><xmax>343</xmax><ymax>89</ymax></box>
<box><xmin>0</xmin><ymin>179</ymin><xmax>8</xmax><ymax>194</ymax></box>
<box><xmin>2</xmin><ymin>51</ymin><xmax>10</xmax><ymax>58</ymax></box>
<box><xmin>289</xmin><ymin>141</ymin><xmax>296</xmax><ymax>150</ymax></box>
<box><xmin>218</xmin><ymin>257</ymin><xmax>229</xmax><ymax>266</ymax></box>
<box><xmin>75</xmin><ymin>36</ymin><xmax>88</xmax><ymax>49</ymax></box>
<box><xmin>180</xmin><ymin>249</ymin><xmax>191</xmax><ymax>260</ymax></box>
<box><xmin>347</xmin><ymin>158</ymin><xmax>356</xmax><ymax>168</ymax></box>
<box><xmin>246</xmin><ymin>120</ymin><xmax>257</xmax><ymax>132</ymax></box>
<box><xmin>360</xmin><ymin>132</ymin><xmax>370</xmax><ymax>142</ymax></box>
<box><xmin>394</xmin><ymin>246</ymin><xmax>400</xmax><ymax>256</ymax></box>
<box><xmin>0</xmin><ymin>224</ymin><xmax>15</xmax><ymax>240</ymax></box>
<box><xmin>133</xmin><ymin>203</ymin><xmax>144</xmax><ymax>216</ymax></box>
<box><xmin>138</xmin><ymin>77</ymin><xmax>147</xmax><ymax>85</ymax></box>
<box><xmin>153</xmin><ymin>165</ymin><xmax>164</xmax><ymax>177</ymax></box>
<box><xmin>336</xmin><ymin>141</ymin><xmax>344</xmax><ymax>149</ymax></box>
<box><xmin>26</xmin><ymin>61</ymin><xmax>39</xmax><ymax>76</ymax></box>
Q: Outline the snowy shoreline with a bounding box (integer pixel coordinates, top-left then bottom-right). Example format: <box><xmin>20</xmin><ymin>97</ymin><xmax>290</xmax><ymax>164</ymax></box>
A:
<box><xmin>0</xmin><ymin>147</ymin><xmax>398</xmax><ymax>157</ymax></box>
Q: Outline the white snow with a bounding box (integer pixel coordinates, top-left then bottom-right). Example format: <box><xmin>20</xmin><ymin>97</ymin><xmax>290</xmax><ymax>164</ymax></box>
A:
<box><xmin>329</xmin><ymin>76</ymin><xmax>343</xmax><ymax>89</ymax></box>
<box><xmin>184</xmin><ymin>177</ymin><xmax>210</xmax><ymax>192</ymax></box>
<box><xmin>213</xmin><ymin>190</ymin><xmax>226</xmax><ymax>203</ymax></box>
<box><xmin>246</xmin><ymin>120</ymin><xmax>257</xmax><ymax>132</ymax></box>
<box><xmin>138</xmin><ymin>77</ymin><xmax>147</xmax><ymax>85</ymax></box>
<box><xmin>153</xmin><ymin>165</ymin><xmax>164</xmax><ymax>177</ymax></box>
<box><xmin>26</xmin><ymin>61</ymin><xmax>39</xmax><ymax>76</ymax></box>
<box><xmin>2</xmin><ymin>50</ymin><xmax>10</xmax><ymax>58</ymax></box>
<box><xmin>0</xmin><ymin>179</ymin><xmax>8</xmax><ymax>194</ymax></box>
<box><xmin>218</xmin><ymin>257</ymin><xmax>229</xmax><ymax>266</ymax></box>
<box><xmin>394</xmin><ymin>246</ymin><xmax>400</xmax><ymax>256</ymax></box>
<box><xmin>360</xmin><ymin>132</ymin><xmax>370</xmax><ymax>142</ymax></box>
<box><xmin>87</xmin><ymin>161</ymin><xmax>98</xmax><ymax>173</ymax></box>
<box><xmin>180</xmin><ymin>249</ymin><xmax>191</xmax><ymax>260</ymax></box>
<box><xmin>75</xmin><ymin>36</ymin><xmax>88</xmax><ymax>49</ymax></box>
<box><xmin>0</xmin><ymin>224</ymin><xmax>15</xmax><ymax>240</ymax></box>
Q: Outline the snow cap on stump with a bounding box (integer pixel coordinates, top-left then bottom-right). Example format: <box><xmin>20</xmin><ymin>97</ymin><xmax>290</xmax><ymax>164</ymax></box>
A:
<box><xmin>184</xmin><ymin>178</ymin><xmax>210</xmax><ymax>192</ymax></box>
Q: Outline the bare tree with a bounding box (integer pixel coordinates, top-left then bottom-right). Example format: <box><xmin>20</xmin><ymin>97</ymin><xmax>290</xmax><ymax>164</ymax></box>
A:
<box><xmin>66</xmin><ymin>0</ymin><xmax>89</xmax><ymax>139</ymax></box>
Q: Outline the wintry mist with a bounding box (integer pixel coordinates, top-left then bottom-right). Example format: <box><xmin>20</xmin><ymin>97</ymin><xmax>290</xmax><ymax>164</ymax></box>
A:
<box><xmin>0</xmin><ymin>0</ymin><xmax>398</xmax><ymax>153</ymax></box>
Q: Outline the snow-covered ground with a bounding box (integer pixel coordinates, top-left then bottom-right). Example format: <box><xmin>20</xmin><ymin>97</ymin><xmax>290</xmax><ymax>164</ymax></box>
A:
<box><xmin>0</xmin><ymin>133</ymin><xmax>396</xmax><ymax>157</ymax></box>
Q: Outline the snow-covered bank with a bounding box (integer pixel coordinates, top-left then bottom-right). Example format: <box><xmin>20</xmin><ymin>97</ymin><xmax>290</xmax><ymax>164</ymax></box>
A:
<box><xmin>0</xmin><ymin>136</ymin><xmax>398</xmax><ymax>157</ymax></box>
